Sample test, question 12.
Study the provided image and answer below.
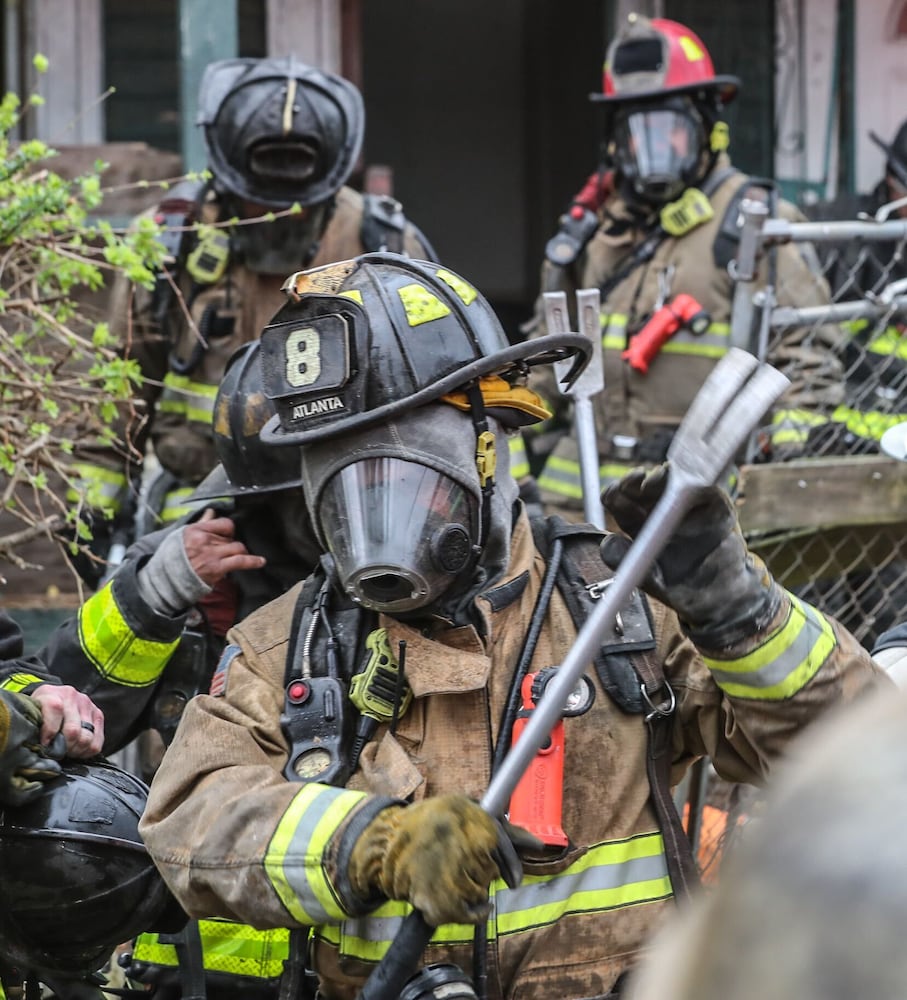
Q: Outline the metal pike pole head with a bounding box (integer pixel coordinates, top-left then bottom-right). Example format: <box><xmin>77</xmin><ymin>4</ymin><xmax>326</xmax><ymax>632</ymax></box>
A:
<box><xmin>666</xmin><ymin>346</ymin><xmax>789</xmax><ymax>489</ymax></box>
<box><xmin>544</xmin><ymin>288</ymin><xmax>606</xmax><ymax>526</ymax></box>
<box><xmin>356</xmin><ymin>347</ymin><xmax>790</xmax><ymax>1000</ymax></box>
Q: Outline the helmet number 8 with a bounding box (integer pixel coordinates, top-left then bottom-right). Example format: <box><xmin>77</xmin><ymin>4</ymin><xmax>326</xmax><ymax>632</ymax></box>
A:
<box><xmin>285</xmin><ymin>326</ymin><xmax>322</xmax><ymax>388</ymax></box>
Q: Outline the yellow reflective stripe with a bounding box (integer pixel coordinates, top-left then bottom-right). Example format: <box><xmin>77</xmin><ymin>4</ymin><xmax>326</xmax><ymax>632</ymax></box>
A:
<box><xmin>602</xmin><ymin>316</ymin><xmax>730</xmax><ymax>359</ymax></box>
<box><xmin>829</xmin><ymin>405</ymin><xmax>907</xmax><ymax>441</ymax></box>
<box><xmin>133</xmin><ymin>921</ymin><xmax>290</xmax><ymax>979</ymax></box>
<box><xmin>538</xmin><ymin>455</ymin><xmax>637</xmax><ymax>500</ymax></box>
<box><xmin>660</xmin><ymin>322</ymin><xmax>729</xmax><ymax>359</ymax></box>
<box><xmin>160</xmin><ymin>487</ymin><xmax>209</xmax><ymax>523</ymax></box>
<box><xmin>495</xmin><ymin>832</ymin><xmax>670</xmax><ymax>933</ymax></box>
<box><xmin>770</xmin><ymin>407</ymin><xmax>827</xmax><ymax>446</ymax></box>
<box><xmin>265</xmin><ymin>783</ymin><xmax>367</xmax><ymax>924</ymax></box>
<box><xmin>78</xmin><ymin>582</ymin><xmax>179</xmax><ymax>687</ymax></box>
<box><xmin>65</xmin><ymin>462</ymin><xmax>127</xmax><ymax>509</ymax></box>
<box><xmin>853</xmin><ymin>325</ymin><xmax>907</xmax><ymax>361</ymax></box>
<box><xmin>0</xmin><ymin>672</ymin><xmax>48</xmax><ymax>693</ymax></box>
<box><xmin>397</xmin><ymin>283</ymin><xmax>450</xmax><ymax>326</ymax></box>
<box><xmin>508</xmin><ymin>435</ymin><xmax>529</xmax><ymax>480</ymax></box>
<box><xmin>317</xmin><ymin>902</ymin><xmax>474</xmax><ymax>963</ymax></box>
<box><xmin>315</xmin><ymin>834</ymin><xmax>670</xmax><ymax>964</ymax></box>
<box><xmin>704</xmin><ymin>595</ymin><xmax>836</xmax><ymax>700</ymax></box>
<box><xmin>601</xmin><ymin>312</ymin><xmax>628</xmax><ymax>351</ymax></box>
<box><xmin>159</xmin><ymin>373</ymin><xmax>218</xmax><ymax>424</ymax></box>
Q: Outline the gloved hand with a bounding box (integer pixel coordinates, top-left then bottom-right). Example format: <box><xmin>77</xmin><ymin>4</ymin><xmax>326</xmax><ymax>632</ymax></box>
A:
<box><xmin>0</xmin><ymin>690</ymin><xmax>63</xmax><ymax>806</ymax></box>
<box><xmin>348</xmin><ymin>794</ymin><xmax>524</xmax><ymax>926</ymax></box>
<box><xmin>600</xmin><ymin>464</ymin><xmax>782</xmax><ymax>646</ymax></box>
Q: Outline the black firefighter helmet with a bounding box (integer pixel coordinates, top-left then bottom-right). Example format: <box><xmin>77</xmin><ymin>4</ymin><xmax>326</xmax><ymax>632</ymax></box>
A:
<box><xmin>196</xmin><ymin>55</ymin><xmax>364</xmax><ymax>210</ymax></box>
<box><xmin>258</xmin><ymin>253</ymin><xmax>591</xmax><ymax>447</ymax></box>
<box><xmin>0</xmin><ymin>759</ymin><xmax>182</xmax><ymax>978</ymax></box>
<box><xmin>191</xmin><ymin>340</ymin><xmax>304</xmax><ymax>501</ymax></box>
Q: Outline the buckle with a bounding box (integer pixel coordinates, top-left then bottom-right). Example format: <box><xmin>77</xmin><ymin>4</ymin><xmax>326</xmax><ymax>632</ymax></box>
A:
<box><xmin>641</xmin><ymin>680</ymin><xmax>675</xmax><ymax>723</ymax></box>
<box><xmin>585</xmin><ymin>578</ymin><xmax>624</xmax><ymax>634</ymax></box>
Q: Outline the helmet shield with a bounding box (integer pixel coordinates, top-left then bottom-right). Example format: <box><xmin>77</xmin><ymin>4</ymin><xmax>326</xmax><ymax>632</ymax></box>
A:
<box><xmin>258</xmin><ymin>254</ymin><xmax>590</xmax><ymax>447</ymax></box>
<box><xmin>197</xmin><ymin>57</ymin><xmax>364</xmax><ymax>208</ymax></box>
<box><xmin>320</xmin><ymin>458</ymin><xmax>476</xmax><ymax>612</ymax></box>
<box><xmin>613</xmin><ymin>105</ymin><xmax>703</xmax><ymax>204</ymax></box>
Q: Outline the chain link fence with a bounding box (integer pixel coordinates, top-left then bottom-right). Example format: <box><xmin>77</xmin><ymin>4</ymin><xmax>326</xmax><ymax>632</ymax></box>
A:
<box><xmin>731</xmin><ymin>198</ymin><xmax>907</xmax><ymax>651</ymax></box>
<box><xmin>683</xmin><ymin>198</ymin><xmax>907</xmax><ymax>877</ymax></box>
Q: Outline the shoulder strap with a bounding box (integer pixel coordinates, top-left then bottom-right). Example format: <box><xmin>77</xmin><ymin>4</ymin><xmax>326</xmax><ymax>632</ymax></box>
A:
<box><xmin>545</xmin><ymin>515</ymin><xmax>700</xmax><ymax>900</ymax></box>
<box><xmin>712</xmin><ymin>172</ymin><xmax>774</xmax><ymax>270</ymax></box>
<box><xmin>547</xmin><ymin>516</ymin><xmax>654</xmax><ymax>714</ymax></box>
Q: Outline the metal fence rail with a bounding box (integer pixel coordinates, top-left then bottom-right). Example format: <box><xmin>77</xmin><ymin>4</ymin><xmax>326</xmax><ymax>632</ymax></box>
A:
<box><xmin>728</xmin><ymin>204</ymin><xmax>907</xmax><ymax>649</ymax></box>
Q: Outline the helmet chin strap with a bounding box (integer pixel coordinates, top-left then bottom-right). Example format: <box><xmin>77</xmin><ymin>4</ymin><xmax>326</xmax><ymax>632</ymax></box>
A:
<box><xmin>465</xmin><ymin>381</ymin><xmax>496</xmax><ymax>564</ymax></box>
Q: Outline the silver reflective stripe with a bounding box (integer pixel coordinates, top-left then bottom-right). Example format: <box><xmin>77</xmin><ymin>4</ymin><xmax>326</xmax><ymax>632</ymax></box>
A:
<box><xmin>494</xmin><ymin>850</ymin><xmax>669</xmax><ymax>920</ymax></box>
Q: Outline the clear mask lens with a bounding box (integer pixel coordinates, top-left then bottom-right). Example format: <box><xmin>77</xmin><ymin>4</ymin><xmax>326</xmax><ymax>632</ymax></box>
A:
<box><xmin>318</xmin><ymin>458</ymin><xmax>476</xmax><ymax>613</ymax></box>
<box><xmin>615</xmin><ymin>108</ymin><xmax>700</xmax><ymax>203</ymax></box>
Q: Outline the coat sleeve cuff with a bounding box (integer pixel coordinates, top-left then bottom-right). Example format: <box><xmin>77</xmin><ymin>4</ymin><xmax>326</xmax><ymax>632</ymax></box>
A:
<box><xmin>327</xmin><ymin>795</ymin><xmax>403</xmax><ymax>916</ymax></box>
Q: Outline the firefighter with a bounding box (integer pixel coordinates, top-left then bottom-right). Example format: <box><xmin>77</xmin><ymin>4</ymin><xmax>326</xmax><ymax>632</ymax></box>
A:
<box><xmin>41</xmin><ymin>344</ymin><xmax>320</xmax><ymax>1000</ymax></box>
<box><xmin>67</xmin><ymin>56</ymin><xmax>436</xmax><ymax>585</ymax></box>
<box><xmin>527</xmin><ymin>13</ymin><xmax>846</xmax><ymax>518</ymax></box>
<box><xmin>47</xmin><ymin>342</ymin><xmax>318</xmax><ymax>755</ymax></box>
<box><xmin>139</xmin><ymin>253</ymin><xmax>885</xmax><ymax>1000</ymax></box>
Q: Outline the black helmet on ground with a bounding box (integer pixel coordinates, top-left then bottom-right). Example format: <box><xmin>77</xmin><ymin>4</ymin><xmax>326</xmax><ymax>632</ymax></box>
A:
<box><xmin>0</xmin><ymin>759</ymin><xmax>183</xmax><ymax>979</ymax></box>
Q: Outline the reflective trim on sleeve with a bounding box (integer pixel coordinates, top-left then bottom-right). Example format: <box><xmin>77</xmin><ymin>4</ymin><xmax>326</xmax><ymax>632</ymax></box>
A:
<box><xmin>537</xmin><ymin>455</ymin><xmax>636</xmax><ymax>501</ymax></box>
<box><xmin>265</xmin><ymin>783</ymin><xmax>369</xmax><ymax>925</ymax></box>
<box><xmin>133</xmin><ymin>920</ymin><xmax>290</xmax><ymax>979</ymax></box>
<box><xmin>508</xmin><ymin>435</ymin><xmax>530</xmax><ymax>480</ymax></box>
<box><xmin>78</xmin><ymin>582</ymin><xmax>179</xmax><ymax>687</ymax></box>
<box><xmin>160</xmin><ymin>487</ymin><xmax>211</xmax><ymax>523</ymax></box>
<box><xmin>64</xmin><ymin>461</ymin><xmax>127</xmax><ymax>511</ymax></box>
<box><xmin>314</xmin><ymin>833</ymin><xmax>671</xmax><ymax>964</ymax></box>
<box><xmin>703</xmin><ymin>595</ymin><xmax>836</xmax><ymax>700</ymax></box>
<box><xmin>0</xmin><ymin>672</ymin><xmax>49</xmax><ymax>693</ymax></box>
<box><xmin>158</xmin><ymin>372</ymin><xmax>219</xmax><ymax>425</ymax></box>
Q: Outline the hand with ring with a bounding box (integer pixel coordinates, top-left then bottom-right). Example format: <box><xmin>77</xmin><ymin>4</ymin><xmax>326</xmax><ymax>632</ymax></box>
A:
<box><xmin>27</xmin><ymin>684</ymin><xmax>105</xmax><ymax>757</ymax></box>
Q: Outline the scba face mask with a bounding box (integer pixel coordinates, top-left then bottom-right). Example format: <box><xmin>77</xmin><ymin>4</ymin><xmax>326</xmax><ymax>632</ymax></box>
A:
<box><xmin>613</xmin><ymin>104</ymin><xmax>704</xmax><ymax>205</ymax></box>
<box><xmin>230</xmin><ymin>201</ymin><xmax>333</xmax><ymax>275</ymax></box>
<box><xmin>318</xmin><ymin>457</ymin><xmax>477</xmax><ymax>613</ymax></box>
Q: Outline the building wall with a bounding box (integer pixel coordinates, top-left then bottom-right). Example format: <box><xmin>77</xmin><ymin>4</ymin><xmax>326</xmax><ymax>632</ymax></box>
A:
<box><xmin>853</xmin><ymin>0</ymin><xmax>907</xmax><ymax>191</ymax></box>
<box><xmin>774</xmin><ymin>0</ymin><xmax>907</xmax><ymax>201</ymax></box>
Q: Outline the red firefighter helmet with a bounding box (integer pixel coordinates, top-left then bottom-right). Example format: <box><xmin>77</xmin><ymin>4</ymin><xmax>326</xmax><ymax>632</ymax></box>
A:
<box><xmin>593</xmin><ymin>14</ymin><xmax>739</xmax><ymax>106</ymax></box>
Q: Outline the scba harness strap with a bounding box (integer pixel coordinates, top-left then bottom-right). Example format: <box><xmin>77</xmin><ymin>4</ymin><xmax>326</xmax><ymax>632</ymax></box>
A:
<box><xmin>532</xmin><ymin>515</ymin><xmax>700</xmax><ymax>900</ymax></box>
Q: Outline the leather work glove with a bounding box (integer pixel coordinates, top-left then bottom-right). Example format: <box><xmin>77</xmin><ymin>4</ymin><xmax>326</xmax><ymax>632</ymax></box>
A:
<box><xmin>348</xmin><ymin>794</ymin><xmax>527</xmax><ymax>926</ymax></box>
<box><xmin>600</xmin><ymin>464</ymin><xmax>782</xmax><ymax>647</ymax></box>
<box><xmin>0</xmin><ymin>690</ymin><xmax>63</xmax><ymax>806</ymax></box>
